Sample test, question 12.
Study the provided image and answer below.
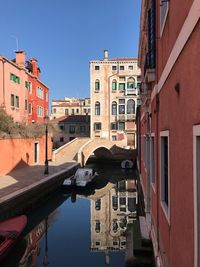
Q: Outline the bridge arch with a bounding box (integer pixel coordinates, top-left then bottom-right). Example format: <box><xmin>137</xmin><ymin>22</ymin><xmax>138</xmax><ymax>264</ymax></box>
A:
<box><xmin>78</xmin><ymin>139</ymin><xmax>116</xmax><ymax>166</ymax></box>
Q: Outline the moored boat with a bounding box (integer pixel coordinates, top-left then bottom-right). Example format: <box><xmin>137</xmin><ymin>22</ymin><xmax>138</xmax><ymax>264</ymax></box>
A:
<box><xmin>63</xmin><ymin>168</ymin><xmax>98</xmax><ymax>187</ymax></box>
<box><xmin>0</xmin><ymin>215</ymin><xmax>27</xmax><ymax>262</ymax></box>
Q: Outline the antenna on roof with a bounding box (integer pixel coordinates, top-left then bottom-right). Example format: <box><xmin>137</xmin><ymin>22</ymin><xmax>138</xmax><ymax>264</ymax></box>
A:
<box><xmin>11</xmin><ymin>35</ymin><xmax>19</xmax><ymax>51</ymax></box>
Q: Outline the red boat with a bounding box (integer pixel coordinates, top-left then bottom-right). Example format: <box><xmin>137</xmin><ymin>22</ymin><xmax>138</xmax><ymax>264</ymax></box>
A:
<box><xmin>0</xmin><ymin>215</ymin><xmax>27</xmax><ymax>261</ymax></box>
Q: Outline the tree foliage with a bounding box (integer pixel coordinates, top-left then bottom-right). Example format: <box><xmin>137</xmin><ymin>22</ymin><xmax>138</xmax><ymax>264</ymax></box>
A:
<box><xmin>0</xmin><ymin>108</ymin><xmax>59</xmax><ymax>138</ymax></box>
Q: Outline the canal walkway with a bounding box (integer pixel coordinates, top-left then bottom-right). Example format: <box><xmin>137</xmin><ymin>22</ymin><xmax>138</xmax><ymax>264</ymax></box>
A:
<box><xmin>0</xmin><ymin>158</ymin><xmax>80</xmax><ymax>219</ymax></box>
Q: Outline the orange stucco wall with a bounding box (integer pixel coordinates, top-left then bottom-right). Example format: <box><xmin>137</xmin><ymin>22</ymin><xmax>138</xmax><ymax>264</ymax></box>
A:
<box><xmin>0</xmin><ymin>136</ymin><xmax>52</xmax><ymax>175</ymax></box>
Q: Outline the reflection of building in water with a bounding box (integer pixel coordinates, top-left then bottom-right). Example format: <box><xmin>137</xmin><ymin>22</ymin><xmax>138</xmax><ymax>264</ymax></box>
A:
<box><xmin>19</xmin><ymin>221</ymin><xmax>45</xmax><ymax>267</ymax></box>
<box><xmin>90</xmin><ymin>179</ymin><xmax>137</xmax><ymax>262</ymax></box>
<box><xmin>19</xmin><ymin>211</ymin><xmax>58</xmax><ymax>267</ymax></box>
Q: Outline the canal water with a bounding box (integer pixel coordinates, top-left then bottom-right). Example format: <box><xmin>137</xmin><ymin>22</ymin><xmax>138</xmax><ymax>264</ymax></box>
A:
<box><xmin>2</xmin><ymin>162</ymin><xmax>138</xmax><ymax>267</ymax></box>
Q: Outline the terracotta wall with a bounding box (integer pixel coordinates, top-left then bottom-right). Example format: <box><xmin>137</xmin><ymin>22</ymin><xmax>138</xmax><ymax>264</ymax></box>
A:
<box><xmin>0</xmin><ymin>136</ymin><xmax>52</xmax><ymax>175</ymax></box>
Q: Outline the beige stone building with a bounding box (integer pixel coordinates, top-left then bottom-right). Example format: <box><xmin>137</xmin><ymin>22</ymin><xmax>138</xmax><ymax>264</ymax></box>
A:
<box><xmin>90</xmin><ymin>50</ymin><xmax>141</xmax><ymax>148</ymax></box>
<box><xmin>51</xmin><ymin>97</ymin><xmax>90</xmax><ymax>119</ymax></box>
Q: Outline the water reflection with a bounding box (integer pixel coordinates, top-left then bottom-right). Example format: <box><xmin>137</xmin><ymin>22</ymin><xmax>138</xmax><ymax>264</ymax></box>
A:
<box><xmin>2</xmin><ymin>165</ymin><xmax>137</xmax><ymax>267</ymax></box>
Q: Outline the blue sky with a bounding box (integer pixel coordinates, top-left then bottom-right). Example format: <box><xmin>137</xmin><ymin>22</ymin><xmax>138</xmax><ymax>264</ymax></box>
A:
<box><xmin>0</xmin><ymin>0</ymin><xmax>141</xmax><ymax>101</ymax></box>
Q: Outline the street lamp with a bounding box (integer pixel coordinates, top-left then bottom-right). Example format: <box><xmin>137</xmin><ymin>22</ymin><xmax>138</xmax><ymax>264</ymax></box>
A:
<box><xmin>44</xmin><ymin>116</ymin><xmax>49</xmax><ymax>174</ymax></box>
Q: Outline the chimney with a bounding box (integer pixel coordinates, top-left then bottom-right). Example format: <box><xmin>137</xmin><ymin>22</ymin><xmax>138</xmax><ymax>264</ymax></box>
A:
<box><xmin>30</xmin><ymin>58</ymin><xmax>40</xmax><ymax>79</ymax></box>
<box><xmin>15</xmin><ymin>51</ymin><xmax>26</xmax><ymax>67</ymax></box>
<box><xmin>104</xmin><ymin>50</ymin><xmax>108</xmax><ymax>60</ymax></box>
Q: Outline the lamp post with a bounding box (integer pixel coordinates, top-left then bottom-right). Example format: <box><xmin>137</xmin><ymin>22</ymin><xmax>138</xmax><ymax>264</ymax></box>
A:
<box><xmin>44</xmin><ymin>116</ymin><xmax>49</xmax><ymax>174</ymax></box>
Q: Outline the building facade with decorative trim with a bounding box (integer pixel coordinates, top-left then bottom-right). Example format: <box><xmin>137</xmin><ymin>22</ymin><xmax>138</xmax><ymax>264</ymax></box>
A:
<box><xmin>90</xmin><ymin>50</ymin><xmax>141</xmax><ymax>148</ymax></box>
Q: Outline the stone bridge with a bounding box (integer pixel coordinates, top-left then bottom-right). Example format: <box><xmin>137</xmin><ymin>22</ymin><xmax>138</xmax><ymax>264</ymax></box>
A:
<box><xmin>53</xmin><ymin>137</ymin><xmax>136</xmax><ymax>166</ymax></box>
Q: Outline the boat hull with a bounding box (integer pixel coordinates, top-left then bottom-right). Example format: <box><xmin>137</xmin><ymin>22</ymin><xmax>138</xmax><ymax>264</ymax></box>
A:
<box><xmin>0</xmin><ymin>215</ymin><xmax>27</xmax><ymax>262</ymax></box>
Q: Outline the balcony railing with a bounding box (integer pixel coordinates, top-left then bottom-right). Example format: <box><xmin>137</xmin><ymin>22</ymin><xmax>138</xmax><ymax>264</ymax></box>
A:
<box><xmin>117</xmin><ymin>114</ymin><xmax>136</xmax><ymax>121</ymax></box>
<box><xmin>125</xmin><ymin>88</ymin><xmax>138</xmax><ymax>96</ymax></box>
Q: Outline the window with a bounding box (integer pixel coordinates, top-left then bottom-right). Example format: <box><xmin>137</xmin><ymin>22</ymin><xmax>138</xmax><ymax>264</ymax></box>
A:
<box><xmin>84</xmin><ymin>108</ymin><xmax>87</xmax><ymax>113</ymax></box>
<box><xmin>112</xmin><ymin>196</ymin><xmax>118</xmax><ymax>210</ymax></box>
<box><xmin>160</xmin><ymin>131</ymin><xmax>169</xmax><ymax>215</ymax></box>
<box><xmin>127</xmin><ymin>77</ymin><xmax>135</xmax><ymax>88</ymax></box>
<box><xmin>46</xmin><ymin>92</ymin><xmax>48</xmax><ymax>102</ymax></box>
<box><xmin>28</xmin><ymin>82</ymin><xmax>32</xmax><ymax>93</ymax></box>
<box><xmin>120</xmin><ymin>66</ymin><xmax>124</xmax><ymax>70</ymax></box>
<box><xmin>94</xmin><ymin>123</ymin><xmax>101</xmax><ymax>130</ymax></box>
<box><xmin>113</xmin><ymin>241</ymin><xmax>118</xmax><ymax>246</ymax></box>
<box><xmin>112</xmin><ymin>65</ymin><xmax>117</xmax><ymax>71</ymax></box>
<box><xmin>148</xmin><ymin>0</ymin><xmax>156</xmax><ymax>68</ymax></box>
<box><xmin>150</xmin><ymin>135</ymin><xmax>156</xmax><ymax>185</ymax></box>
<box><xmin>59</xmin><ymin>125</ymin><xmax>64</xmax><ymax>130</ymax></box>
<box><xmin>118</xmin><ymin>122</ymin><xmax>125</xmax><ymax>130</ymax></box>
<box><xmin>76</xmin><ymin>109</ymin><xmax>79</xmax><ymax>114</ymax></box>
<box><xmin>11</xmin><ymin>94</ymin><xmax>15</xmax><ymax>107</ymax></box>
<box><xmin>112</xmin><ymin>79</ymin><xmax>117</xmax><ymax>91</ymax></box>
<box><xmin>160</xmin><ymin>0</ymin><xmax>169</xmax><ymax>34</ymax></box>
<box><xmin>15</xmin><ymin>96</ymin><xmax>19</xmax><ymax>108</ymax></box>
<box><xmin>60</xmin><ymin>137</ymin><xmax>64</xmax><ymax>142</ymax></box>
<box><xmin>119</xmin><ymin>83</ymin><xmax>125</xmax><ymax>91</ymax></box>
<box><xmin>95</xmin><ymin>220</ymin><xmax>101</xmax><ymax>233</ymax></box>
<box><xmin>36</xmin><ymin>87</ymin><xmax>44</xmax><ymax>99</ymax></box>
<box><xmin>95</xmin><ymin>79</ymin><xmax>100</xmax><ymax>91</ymax></box>
<box><xmin>88</xmin><ymin>108</ymin><xmax>91</xmax><ymax>113</ymax></box>
<box><xmin>10</xmin><ymin>73</ymin><xmax>20</xmax><ymax>84</ymax></box>
<box><xmin>95</xmin><ymin>199</ymin><xmax>101</xmax><ymax>210</ymax></box>
<box><xmin>25</xmin><ymin>99</ymin><xmax>28</xmax><ymax>110</ymax></box>
<box><xmin>65</xmin><ymin>109</ymin><xmax>69</xmax><ymax>115</ymax></box>
<box><xmin>95</xmin><ymin>102</ymin><xmax>100</xmax><ymax>115</ymax></box>
<box><xmin>69</xmin><ymin>125</ymin><xmax>75</xmax><ymax>134</ymax></box>
<box><xmin>128</xmin><ymin>65</ymin><xmax>133</xmax><ymax>70</ymax></box>
<box><xmin>71</xmin><ymin>109</ymin><xmax>74</xmax><ymax>115</ymax></box>
<box><xmin>28</xmin><ymin>103</ymin><xmax>32</xmax><ymax>114</ymax></box>
<box><xmin>53</xmin><ymin>108</ymin><xmax>57</xmax><ymax>114</ymax></box>
<box><xmin>95</xmin><ymin>241</ymin><xmax>100</xmax><ymax>246</ymax></box>
<box><xmin>111</xmin><ymin>122</ymin><xmax>117</xmax><ymax>130</ymax></box>
<box><xmin>112</xmin><ymin>135</ymin><xmax>117</xmax><ymax>141</ymax></box>
<box><xmin>127</xmin><ymin>99</ymin><xmax>135</xmax><ymax>114</ymax></box>
<box><xmin>37</xmin><ymin>106</ymin><xmax>44</xmax><ymax>117</ymax></box>
<box><xmin>25</xmin><ymin>81</ymin><xmax>29</xmax><ymax>89</ymax></box>
<box><xmin>111</xmin><ymin>101</ymin><xmax>117</xmax><ymax>115</ymax></box>
<box><xmin>112</xmin><ymin>220</ymin><xmax>118</xmax><ymax>232</ymax></box>
<box><xmin>119</xmin><ymin>99</ymin><xmax>125</xmax><ymax>114</ymax></box>
<box><xmin>95</xmin><ymin>65</ymin><xmax>100</xmax><ymax>70</ymax></box>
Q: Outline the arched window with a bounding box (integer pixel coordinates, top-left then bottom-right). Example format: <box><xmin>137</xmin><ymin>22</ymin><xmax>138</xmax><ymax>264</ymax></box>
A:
<box><xmin>95</xmin><ymin>79</ymin><xmax>100</xmax><ymax>91</ymax></box>
<box><xmin>127</xmin><ymin>77</ymin><xmax>135</xmax><ymax>88</ymax></box>
<box><xmin>95</xmin><ymin>101</ymin><xmax>100</xmax><ymax>115</ymax></box>
<box><xmin>112</xmin><ymin>79</ymin><xmax>117</xmax><ymax>91</ymax></box>
<box><xmin>112</xmin><ymin>101</ymin><xmax>117</xmax><ymax>115</ymax></box>
<box><xmin>127</xmin><ymin>99</ymin><xmax>135</xmax><ymax>114</ymax></box>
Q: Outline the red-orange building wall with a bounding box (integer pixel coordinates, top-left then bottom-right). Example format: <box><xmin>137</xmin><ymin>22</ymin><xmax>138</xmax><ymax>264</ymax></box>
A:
<box><xmin>0</xmin><ymin>136</ymin><xmax>52</xmax><ymax>175</ymax></box>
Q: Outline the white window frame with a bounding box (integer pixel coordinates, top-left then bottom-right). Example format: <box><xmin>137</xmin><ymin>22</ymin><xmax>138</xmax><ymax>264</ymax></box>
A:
<box><xmin>160</xmin><ymin>0</ymin><xmax>169</xmax><ymax>36</ymax></box>
<box><xmin>193</xmin><ymin>125</ymin><xmax>200</xmax><ymax>267</ymax></box>
<box><xmin>150</xmin><ymin>133</ymin><xmax>156</xmax><ymax>191</ymax></box>
<box><xmin>160</xmin><ymin>130</ymin><xmax>170</xmax><ymax>223</ymax></box>
<box><xmin>37</xmin><ymin>105</ymin><xmax>44</xmax><ymax>117</ymax></box>
<box><xmin>36</xmin><ymin>87</ymin><xmax>44</xmax><ymax>99</ymax></box>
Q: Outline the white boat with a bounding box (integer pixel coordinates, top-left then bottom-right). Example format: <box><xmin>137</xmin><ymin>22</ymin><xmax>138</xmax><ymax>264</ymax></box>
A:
<box><xmin>64</xmin><ymin>168</ymin><xmax>98</xmax><ymax>187</ymax></box>
<box><xmin>121</xmin><ymin>160</ymin><xmax>134</xmax><ymax>169</ymax></box>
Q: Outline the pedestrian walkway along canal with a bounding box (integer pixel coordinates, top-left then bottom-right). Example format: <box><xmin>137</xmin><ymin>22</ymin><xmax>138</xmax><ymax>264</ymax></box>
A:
<box><xmin>2</xmin><ymin>163</ymin><xmax>138</xmax><ymax>267</ymax></box>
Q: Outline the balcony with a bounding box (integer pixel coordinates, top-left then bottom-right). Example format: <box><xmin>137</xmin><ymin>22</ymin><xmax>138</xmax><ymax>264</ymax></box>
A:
<box><xmin>125</xmin><ymin>88</ymin><xmax>138</xmax><ymax>96</ymax></box>
<box><xmin>117</xmin><ymin>114</ymin><xmax>136</xmax><ymax>121</ymax></box>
